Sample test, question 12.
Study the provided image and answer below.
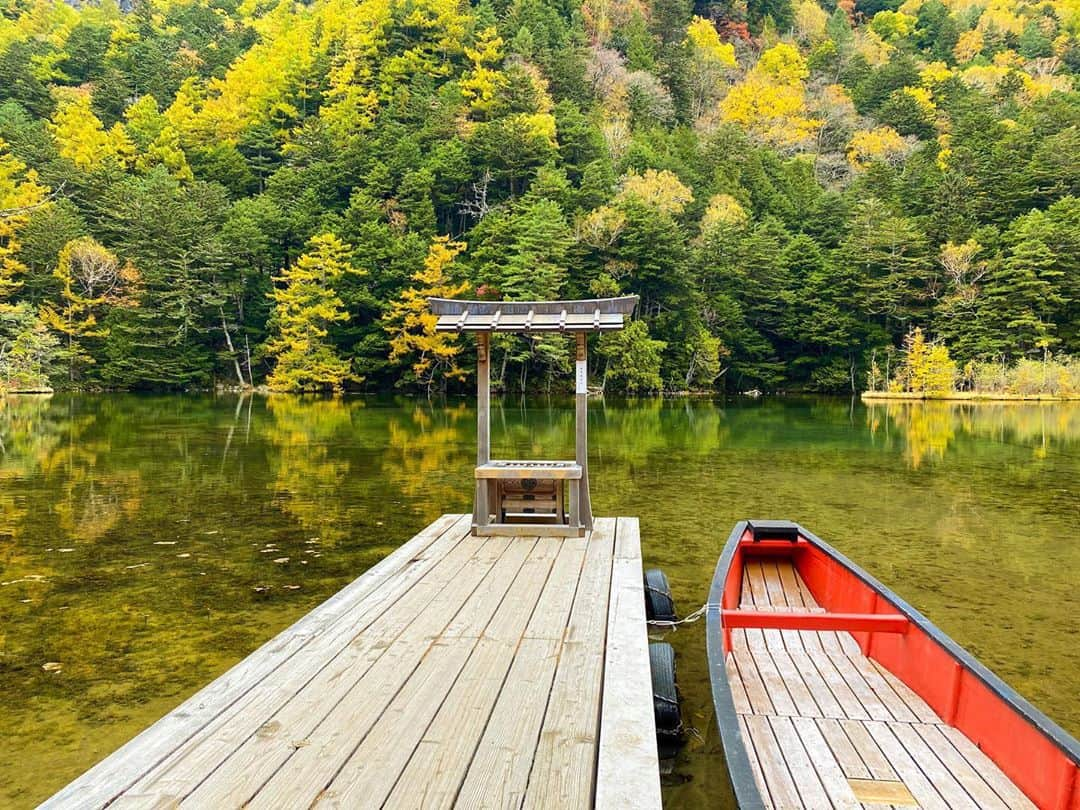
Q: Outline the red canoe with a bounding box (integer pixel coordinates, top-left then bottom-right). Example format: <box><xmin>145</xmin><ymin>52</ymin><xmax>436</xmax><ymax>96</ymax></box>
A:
<box><xmin>706</xmin><ymin>520</ymin><xmax>1080</xmax><ymax>809</ymax></box>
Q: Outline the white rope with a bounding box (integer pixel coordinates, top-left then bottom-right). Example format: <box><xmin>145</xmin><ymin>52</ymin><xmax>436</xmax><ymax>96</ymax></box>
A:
<box><xmin>646</xmin><ymin>602</ymin><xmax>708</xmax><ymax>631</ymax></box>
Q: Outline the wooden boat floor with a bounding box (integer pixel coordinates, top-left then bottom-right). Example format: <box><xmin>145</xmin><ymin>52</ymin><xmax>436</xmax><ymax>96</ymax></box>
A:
<box><xmin>44</xmin><ymin>515</ymin><xmax>660</xmax><ymax>810</ymax></box>
<box><xmin>727</xmin><ymin>559</ymin><xmax>1037</xmax><ymax>810</ymax></box>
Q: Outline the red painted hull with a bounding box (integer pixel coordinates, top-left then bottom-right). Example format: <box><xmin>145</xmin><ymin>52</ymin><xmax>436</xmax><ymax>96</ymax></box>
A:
<box><xmin>706</xmin><ymin>520</ymin><xmax>1080</xmax><ymax>810</ymax></box>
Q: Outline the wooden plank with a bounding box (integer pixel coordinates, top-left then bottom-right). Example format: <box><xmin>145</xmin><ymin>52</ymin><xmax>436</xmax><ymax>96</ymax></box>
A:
<box><xmin>315</xmin><ymin>638</ymin><xmax>477</xmax><ymax>808</ymax></box>
<box><xmin>475</xmin><ymin>523</ymin><xmax>586</xmax><ymax>537</ymax></box>
<box><xmin>847</xmin><ymin>655</ymin><xmax>918</xmax><ymax>722</ymax></box>
<box><xmin>847</xmin><ymin>778</ymin><xmax>918</xmax><ymax>806</ymax></box>
<box><xmin>870</xmin><ymin>660</ymin><xmax>942</xmax><ymax>725</ymax></box>
<box><xmin>838</xmin><ymin>719</ymin><xmax>898</xmax><ymax>781</ymax></box>
<box><xmin>776</xmin><ymin>562</ymin><xmax>806</xmax><ymax>608</ymax></box>
<box><xmin>907</xmin><ymin>721</ymin><xmax>1015</xmax><ymax>810</ymax></box>
<box><xmin>749</xmin><ymin>647</ymin><xmax>799</xmax><ymax>718</ymax></box>
<box><xmin>938</xmin><ymin>725</ymin><xmax>1039</xmax><ymax>809</ymax></box>
<box><xmin>790</xmin><ymin>716</ymin><xmax>861</xmax><ymax>809</ymax></box>
<box><xmin>475</xmin><ymin>462</ymin><xmax>582</xmax><ymax>480</ymax></box>
<box><xmin>732</xmin><ymin>644</ymin><xmax>775</xmax><ymax>716</ymax></box>
<box><xmin>523</xmin><ymin>520</ymin><xmax>616</xmax><ymax>809</ymax></box>
<box><xmin>769</xmin><ymin>716</ymin><xmax>832</xmax><ymax>808</ymax></box>
<box><xmin>726</xmin><ymin>655</ymin><xmax>754</xmax><ymax>716</ymax></box>
<box><xmin>761</xmin><ymin>560</ymin><xmax>789</xmax><ymax>607</ymax></box>
<box><xmin>746</xmin><ymin>561</ymin><xmax>772</xmax><ymax>607</ymax></box>
<box><xmin>49</xmin><ymin>514</ymin><xmax>469</xmax><ymax>810</ymax></box>
<box><xmin>911</xmin><ymin>724</ymin><xmax>1011</xmax><ymax>810</ymax></box>
<box><xmin>595</xmin><ymin>517</ymin><xmax>661</xmax><ymax>809</ymax></box>
<box><xmin>202</xmin><ymin>535</ymin><xmax>512</xmax><ymax>808</ymax></box>
<box><xmin>816</xmin><ymin>718</ymin><xmax>872</xmax><ymax>779</ymax></box>
<box><xmin>786</xmin><ymin>650</ymin><xmax>845</xmax><ymax>719</ymax></box>
<box><xmin>742</xmin><ymin>714</ymin><xmax>802</xmax><ymax>809</ymax></box>
<box><xmin>767</xmin><ymin>648</ymin><xmax>823</xmax><ymax>717</ymax></box>
<box><xmin>453</xmin><ymin>637</ymin><xmax>562</xmax><ymax>808</ymax></box>
<box><xmin>820</xmin><ymin>652</ymin><xmax>894</xmax><ymax>722</ymax></box>
<box><xmin>315</xmin><ymin>540</ymin><xmax>543</xmax><ymax>808</ymax></box>
<box><xmin>741</xmin><ymin>569</ymin><xmax>754</xmax><ymax>608</ymax></box>
<box><xmin>805</xmin><ymin>653</ymin><xmax>870</xmax><ymax>721</ymax></box>
<box><xmin>382</xmin><ymin>539</ymin><xmax>563</xmax><ymax>810</ymax></box>
<box><xmin>454</xmin><ymin>528</ymin><xmax>600</xmax><ymax>808</ymax></box>
<box><xmin>888</xmin><ymin>722</ymin><xmax>979</xmax><ymax>809</ymax></box>
<box><xmin>524</xmin><ymin>535</ymin><xmax>588</xmax><ymax>640</ymax></box>
<box><xmin>738</xmin><ymin>716</ymin><xmax>775</xmax><ymax>809</ymax></box>
<box><xmin>864</xmin><ymin>721</ymin><xmax>950</xmax><ymax>810</ymax></box>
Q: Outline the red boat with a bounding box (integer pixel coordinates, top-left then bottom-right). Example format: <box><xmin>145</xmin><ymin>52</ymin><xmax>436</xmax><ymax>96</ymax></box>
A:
<box><xmin>706</xmin><ymin>520</ymin><xmax>1080</xmax><ymax>809</ymax></box>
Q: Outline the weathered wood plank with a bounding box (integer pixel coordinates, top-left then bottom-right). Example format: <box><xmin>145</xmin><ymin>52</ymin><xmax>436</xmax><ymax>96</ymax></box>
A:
<box><xmin>381</xmin><ymin>538</ymin><xmax>562</xmax><ymax>810</ymax></box>
<box><xmin>742</xmin><ymin>714</ymin><xmax>802</xmax><ymax>809</ymax></box>
<box><xmin>938</xmin><ymin>725</ymin><xmax>1039</xmax><ymax>809</ymax></box>
<box><xmin>869</xmin><ymin>660</ymin><xmax>942</xmax><ymax>725</ymax></box>
<box><xmin>864</xmin><ymin>721</ymin><xmax>949</xmax><ymax>810</ymax></box>
<box><xmin>46</xmin><ymin>513</ymin><xmax>469</xmax><ymax>810</ymax></box>
<box><xmin>769</xmin><ymin>716</ymin><xmax>832</xmax><ymax>808</ymax></box>
<box><xmin>732</xmin><ymin>644</ymin><xmax>774</xmax><ymax>716</ymax></box>
<box><xmin>838</xmin><ymin>719</ymin><xmax>898</xmax><ymax>782</ymax></box>
<box><xmin>205</xmin><ymin>535</ymin><xmax>512</xmax><ymax>808</ymax></box>
<box><xmin>315</xmin><ymin>540</ymin><xmax>541</xmax><ymax>809</ymax></box>
<box><xmin>453</xmin><ymin>636</ymin><xmax>562</xmax><ymax>808</ymax></box>
<box><xmin>523</xmin><ymin>519</ymin><xmax>617</xmax><ymax>809</ymax></box>
<box><xmin>595</xmin><ymin>517</ymin><xmax>661</xmax><ymax>809</ymax></box>
<box><xmin>790</xmin><ymin>716</ymin><xmax>861</xmax><ymax>809</ymax></box>
<box><xmin>738</xmin><ymin>716</ymin><xmax>775</xmax><ymax>810</ymax></box>
<box><xmin>911</xmin><ymin>724</ymin><xmax>1010</xmax><ymax>810</ymax></box>
<box><xmin>888</xmin><ymin>723</ymin><xmax>980</xmax><ymax>810</ymax></box>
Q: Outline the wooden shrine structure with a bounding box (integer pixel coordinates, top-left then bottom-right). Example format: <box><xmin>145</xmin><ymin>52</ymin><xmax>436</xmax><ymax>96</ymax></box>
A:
<box><xmin>429</xmin><ymin>296</ymin><xmax>638</xmax><ymax>537</ymax></box>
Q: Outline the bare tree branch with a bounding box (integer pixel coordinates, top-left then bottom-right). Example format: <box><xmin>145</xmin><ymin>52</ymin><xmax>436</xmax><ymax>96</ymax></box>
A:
<box><xmin>0</xmin><ymin>182</ymin><xmax>65</xmax><ymax>219</ymax></box>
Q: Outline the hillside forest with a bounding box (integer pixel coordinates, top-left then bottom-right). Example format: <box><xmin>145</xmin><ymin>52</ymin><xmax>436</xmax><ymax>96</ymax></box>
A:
<box><xmin>0</xmin><ymin>0</ymin><xmax>1077</xmax><ymax>393</ymax></box>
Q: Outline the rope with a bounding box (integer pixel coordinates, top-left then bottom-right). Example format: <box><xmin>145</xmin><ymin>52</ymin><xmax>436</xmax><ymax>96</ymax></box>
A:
<box><xmin>646</xmin><ymin>602</ymin><xmax>708</xmax><ymax>631</ymax></box>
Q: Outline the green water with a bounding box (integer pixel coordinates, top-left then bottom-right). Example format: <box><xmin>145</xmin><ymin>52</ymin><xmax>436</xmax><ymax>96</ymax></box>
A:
<box><xmin>0</xmin><ymin>394</ymin><xmax>1076</xmax><ymax>808</ymax></box>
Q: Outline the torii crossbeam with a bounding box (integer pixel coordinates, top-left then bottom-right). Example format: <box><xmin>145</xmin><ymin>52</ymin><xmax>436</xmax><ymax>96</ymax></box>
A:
<box><xmin>429</xmin><ymin>296</ymin><xmax>638</xmax><ymax>536</ymax></box>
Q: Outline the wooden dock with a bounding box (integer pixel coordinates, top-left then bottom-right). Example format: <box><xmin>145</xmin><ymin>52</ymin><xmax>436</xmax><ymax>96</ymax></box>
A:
<box><xmin>44</xmin><ymin>514</ymin><xmax>661</xmax><ymax>809</ymax></box>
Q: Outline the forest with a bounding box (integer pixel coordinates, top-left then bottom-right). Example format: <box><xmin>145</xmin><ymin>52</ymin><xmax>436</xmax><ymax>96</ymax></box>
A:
<box><xmin>0</xmin><ymin>0</ymin><xmax>1076</xmax><ymax>393</ymax></box>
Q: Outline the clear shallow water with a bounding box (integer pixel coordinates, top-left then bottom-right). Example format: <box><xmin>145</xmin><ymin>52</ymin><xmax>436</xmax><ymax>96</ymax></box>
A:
<box><xmin>0</xmin><ymin>394</ymin><xmax>1076</xmax><ymax>807</ymax></box>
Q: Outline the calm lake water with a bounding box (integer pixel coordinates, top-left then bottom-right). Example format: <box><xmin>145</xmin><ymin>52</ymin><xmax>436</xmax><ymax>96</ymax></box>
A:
<box><xmin>0</xmin><ymin>394</ymin><xmax>1077</xmax><ymax>807</ymax></box>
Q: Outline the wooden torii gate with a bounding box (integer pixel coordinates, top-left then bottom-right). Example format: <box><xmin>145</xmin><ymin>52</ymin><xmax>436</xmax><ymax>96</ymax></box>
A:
<box><xmin>429</xmin><ymin>296</ymin><xmax>638</xmax><ymax>537</ymax></box>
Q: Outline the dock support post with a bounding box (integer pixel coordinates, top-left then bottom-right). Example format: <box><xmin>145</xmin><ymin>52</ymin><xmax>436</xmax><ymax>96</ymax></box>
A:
<box><xmin>474</xmin><ymin>332</ymin><xmax>491</xmax><ymax>532</ymax></box>
<box><xmin>575</xmin><ymin>332</ymin><xmax>592</xmax><ymax>533</ymax></box>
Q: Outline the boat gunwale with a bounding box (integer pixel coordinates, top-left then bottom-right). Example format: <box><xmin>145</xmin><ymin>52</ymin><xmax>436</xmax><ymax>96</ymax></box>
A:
<box><xmin>705</xmin><ymin>519</ymin><xmax>1080</xmax><ymax>809</ymax></box>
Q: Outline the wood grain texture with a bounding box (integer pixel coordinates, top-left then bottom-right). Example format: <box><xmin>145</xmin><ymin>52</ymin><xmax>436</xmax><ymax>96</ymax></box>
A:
<box><xmin>595</xmin><ymin>517</ymin><xmax>662</xmax><ymax>810</ymax></box>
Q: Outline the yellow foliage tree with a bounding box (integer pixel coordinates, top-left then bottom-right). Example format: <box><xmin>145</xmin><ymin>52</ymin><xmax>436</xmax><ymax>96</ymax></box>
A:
<box><xmin>685</xmin><ymin>16</ymin><xmax>736</xmax><ymax>119</ymax></box>
<box><xmin>0</xmin><ymin>140</ymin><xmax>48</xmax><ymax>301</ymax></box>
<box><xmin>685</xmin><ymin>16</ymin><xmax>737</xmax><ymax>66</ymax></box>
<box><xmin>847</xmin><ymin>125</ymin><xmax>908</xmax><ymax>167</ymax></box>
<box><xmin>890</xmin><ymin>327</ymin><xmax>957</xmax><ymax>395</ymax></box>
<box><xmin>39</xmin><ymin>237</ymin><xmax>116</xmax><ymax>380</ymax></box>
<box><xmin>700</xmin><ymin>193</ymin><xmax>748</xmax><ymax>231</ymax></box>
<box><xmin>793</xmin><ymin>0</ymin><xmax>829</xmax><ymax>41</ymax></box>
<box><xmin>954</xmin><ymin>29</ymin><xmax>984</xmax><ymax>63</ymax></box>
<box><xmin>384</xmin><ymin>236</ymin><xmax>469</xmax><ymax>391</ymax></box>
<box><xmin>616</xmin><ymin>169</ymin><xmax>693</xmax><ymax>214</ymax></box>
<box><xmin>49</xmin><ymin>90</ymin><xmax>132</xmax><ymax>171</ymax></box>
<box><xmin>265</xmin><ymin>233</ymin><xmax>362</xmax><ymax>392</ymax></box>
<box><xmin>720</xmin><ymin>44</ymin><xmax>822</xmax><ymax>148</ymax></box>
<box><xmin>461</xmin><ymin>26</ymin><xmax>505</xmax><ymax>116</ymax></box>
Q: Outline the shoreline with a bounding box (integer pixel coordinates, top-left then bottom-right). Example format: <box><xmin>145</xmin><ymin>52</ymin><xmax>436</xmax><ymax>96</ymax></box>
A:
<box><xmin>862</xmin><ymin>391</ymin><xmax>1080</xmax><ymax>402</ymax></box>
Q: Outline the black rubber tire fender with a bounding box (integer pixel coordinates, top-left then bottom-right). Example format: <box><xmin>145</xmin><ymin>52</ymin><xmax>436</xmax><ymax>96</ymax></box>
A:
<box><xmin>644</xmin><ymin>568</ymin><xmax>677</xmax><ymax>623</ymax></box>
